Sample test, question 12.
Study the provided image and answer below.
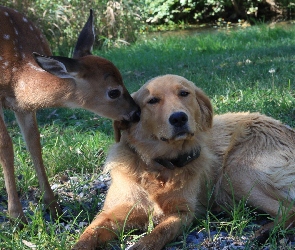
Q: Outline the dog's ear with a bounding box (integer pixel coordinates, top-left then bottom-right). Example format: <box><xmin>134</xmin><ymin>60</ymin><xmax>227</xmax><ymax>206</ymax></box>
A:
<box><xmin>112</xmin><ymin>91</ymin><xmax>139</xmax><ymax>142</ymax></box>
<box><xmin>195</xmin><ymin>87</ymin><xmax>213</xmax><ymax>130</ymax></box>
<box><xmin>113</xmin><ymin>120</ymin><xmax>122</xmax><ymax>142</ymax></box>
<box><xmin>130</xmin><ymin>89</ymin><xmax>142</xmax><ymax>105</ymax></box>
<box><xmin>112</xmin><ymin>120</ymin><xmax>131</xmax><ymax>142</ymax></box>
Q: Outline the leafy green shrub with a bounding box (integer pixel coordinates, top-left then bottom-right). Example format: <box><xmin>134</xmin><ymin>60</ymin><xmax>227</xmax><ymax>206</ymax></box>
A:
<box><xmin>1</xmin><ymin>0</ymin><xmax>294</xmax><ymax>53</ymax></box>
<box><xmin>144</xmin><ymin>0</ymin><xmax>227</xmax><ymax>23</ymax></box>
<box><xmin>0</xmin><ymin>0</ymin><xmax>143</xmax><ymax>55</ymax></box>
<box><xmin>144</xmin><ymin>0</ymin><xmax>295</xmax><ymax>24</ymax></box>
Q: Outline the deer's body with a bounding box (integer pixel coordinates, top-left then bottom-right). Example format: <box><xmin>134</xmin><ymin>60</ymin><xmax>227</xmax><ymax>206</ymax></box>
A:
<box><xmin>0</xmin><ymin>6</ymin><xmax>139</xmax><ymax>224</ymax></box>
<box><xmin>1</xmin><ymin>7</ymin><xmax>51</xmax><ymax>111</ymax></box>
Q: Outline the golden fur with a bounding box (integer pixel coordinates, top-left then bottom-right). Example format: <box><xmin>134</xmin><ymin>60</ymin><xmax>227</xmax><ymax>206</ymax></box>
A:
<box><xmin>73</xmin><ymin>74</ymin><xmax>295</xmax><ymax>250</ymax></box>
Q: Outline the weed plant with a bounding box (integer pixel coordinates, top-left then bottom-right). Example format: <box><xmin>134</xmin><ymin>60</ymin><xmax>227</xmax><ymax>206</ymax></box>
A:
<box><xmin>1</xmin><ymin>24</ymin><xmax>295</xmax><ymax>249</ymax></box>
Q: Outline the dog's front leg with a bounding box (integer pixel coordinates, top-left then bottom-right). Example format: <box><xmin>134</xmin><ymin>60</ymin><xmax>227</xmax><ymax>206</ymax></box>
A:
<box><xmin>72</xmin><ymin>204</ymin><xmax>148</xmax><ymax>250</ymax></box>
<box><xmin>72</xmin><ymin>211</ymin><xmax>117</xmax><ymax>250</ymax></box>
<box><xmin>129</xmin><ymin>212</ymin><xmax>194</xmax><ymax>250</ymax></box>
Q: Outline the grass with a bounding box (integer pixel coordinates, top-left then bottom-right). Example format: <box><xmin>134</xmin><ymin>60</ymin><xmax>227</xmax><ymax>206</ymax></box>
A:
<box><xmin>1</xmin><ymin>23</ymin><xmax>295</xmax><ymax>249</ymax></box>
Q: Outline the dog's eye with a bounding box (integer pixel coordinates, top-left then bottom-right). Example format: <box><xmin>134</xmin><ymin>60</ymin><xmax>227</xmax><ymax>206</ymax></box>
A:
<box><xmin>108</xmin><ymin>89</ymin><xmax>121</xmax><ymax>99</ymax></box>
<box><xmin>147</xmin><ymin>97</ymin><xmax>160</xmax><ymax>104</ymax></box>
<box><xmin>179</xmin><ymin>91</ymin><xmax>190</xmax><ymax>97</ymax></box>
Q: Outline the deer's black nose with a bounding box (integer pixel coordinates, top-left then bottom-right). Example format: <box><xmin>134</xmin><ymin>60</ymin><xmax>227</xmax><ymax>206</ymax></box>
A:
<box><xmin>169</xmin><ymin>112</ymin><xmax>188</xmax><ymax>127</ymax></box>
<box><xmin>131</xmin><ymin>109</ymin><xmax>141</xmax><ymax>122</ymax></box>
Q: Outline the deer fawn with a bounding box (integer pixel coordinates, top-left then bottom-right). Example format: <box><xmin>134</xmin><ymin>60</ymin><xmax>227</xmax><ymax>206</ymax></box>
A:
<box><xmin>0</xmin><ymin>6</ymin><xmax>139</xmax><ymax>225</ymax></box>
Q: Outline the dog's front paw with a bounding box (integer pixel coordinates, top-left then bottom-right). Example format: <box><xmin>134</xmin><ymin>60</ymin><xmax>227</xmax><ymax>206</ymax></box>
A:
<box><xmin>127</xmin><ymin>240</ymin><xmax>161</xmax><ymax>250</ymax></box>
<box><xmin>71</xmin><ymin>231</ymin><xmax>100</xmax><ymax>250</ymax></box>
<box><xmin>71</xmin><ymin>240</ymin><xmax>96</xmax><ymax>250</ymax></box>
<box><xmin>128</xmin><ymin>243</ymin><xmax>148</xmax><ymax>250</ymax></box>
<box><xmin>253</xmin><ymin>227</ymin><xmax>270</xmax><ymax>245</ymax></box>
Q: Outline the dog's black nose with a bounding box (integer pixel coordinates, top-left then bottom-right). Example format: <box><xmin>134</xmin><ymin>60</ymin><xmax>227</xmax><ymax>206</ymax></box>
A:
<box><xmin>169</xmin><ymin>112</ymin><xmax>188</xmax><ymax>127</ymax></box>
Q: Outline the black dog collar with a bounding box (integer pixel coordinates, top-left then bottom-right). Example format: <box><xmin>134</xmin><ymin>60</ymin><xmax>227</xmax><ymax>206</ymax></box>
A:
<box><xmin>154</xmin><ymin>146</ymin><xmax>201</xmax><ymax>170</ymax></box>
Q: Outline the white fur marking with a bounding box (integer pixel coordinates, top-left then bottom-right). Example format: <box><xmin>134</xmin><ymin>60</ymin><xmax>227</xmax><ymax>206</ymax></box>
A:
<box><xmin>3</xmin><ymin>34</ymin><xmax>10</xmax><ymax>40</ymax></box>
<box><xmin>27</xmin><ymin>62</ymin><xmax>45</xmax><ymax>72</ymax></box>
<box><xmin>18</xmin><ymin>80</ymin><xmax>26</xmax><ymax>90</ymax></box>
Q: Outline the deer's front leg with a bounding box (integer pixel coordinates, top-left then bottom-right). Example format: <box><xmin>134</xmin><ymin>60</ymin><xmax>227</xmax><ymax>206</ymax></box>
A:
<box><xmin>72</xmin><ymin>204</ymin><xmax>148</xmax><ymax>250</ymax></box>
<box><xmin>0</xmin><ymin>106</ymin><xmax>27</xmax><ymax>225</ymax></box>
<box><xmin>15</xmin><ymin>111</ymin><xmax>62</xmax><ymax>219</ymax></box>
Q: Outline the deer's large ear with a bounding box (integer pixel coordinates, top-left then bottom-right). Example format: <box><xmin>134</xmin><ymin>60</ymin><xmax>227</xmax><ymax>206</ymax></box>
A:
<box><xmin>195</xmin><ymin>87</ymin><xmax>213</xmax><ymax>130</ymax></box>
<box><xmin>33</xmin><ymin>53</ymin><xmax>80</xmax><ymax>78</ymax></box>
<box><xmin>73</xmin><ymin>9</ymin><xmax>95</xmax><ymax>59</ymax></box>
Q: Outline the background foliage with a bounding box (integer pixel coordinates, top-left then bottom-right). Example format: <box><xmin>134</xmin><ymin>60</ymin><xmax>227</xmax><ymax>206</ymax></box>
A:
<box><xmin>0</xmin><ymin>0</ymin><xmax>143</xmax><ymax>56</ymax></box>
<box><xmin>0</xmin><ymin>0</ymin><xmax>294</xmax><ymax>55</ymax></box>
<box><xmin>144</xmin><ymin>0</ymin><xmax>295</xmax><ymax>24</ymax></box>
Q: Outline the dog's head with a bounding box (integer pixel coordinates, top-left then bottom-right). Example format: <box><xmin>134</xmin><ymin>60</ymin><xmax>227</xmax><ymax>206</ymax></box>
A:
<box><xmin>115</xmin><ymin>75</ymin><xmax>213</xmax><ymax>161</ymax></box>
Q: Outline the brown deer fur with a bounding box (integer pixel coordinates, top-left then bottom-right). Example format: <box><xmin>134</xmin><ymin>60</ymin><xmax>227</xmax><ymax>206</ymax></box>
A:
<box><xmin>0</xmin><ymin>6</ymin><xmax>139</xmax><ymax>225</ymax></box>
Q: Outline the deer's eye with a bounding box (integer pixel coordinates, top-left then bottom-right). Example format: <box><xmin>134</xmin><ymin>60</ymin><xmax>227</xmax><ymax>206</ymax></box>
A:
<box><xmin>147</xmin><ymin>97</ymin><xmax>160</xmax><ymax>104</ymax></box>
<box><xmin>108</xmin><ymin>89</ymin><xmax>121</xmax><ymax>99</ymax></box>
<box><xmin>179</xmin><ymin>91</ymin><xmax>189</xmax><ymax>97</ymax></box>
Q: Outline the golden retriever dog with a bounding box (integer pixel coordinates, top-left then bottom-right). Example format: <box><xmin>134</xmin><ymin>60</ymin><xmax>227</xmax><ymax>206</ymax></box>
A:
<box><xmin>72</xmin><ymin>74</ymin><xmax>295</xmax><ymax>250</ymax></box>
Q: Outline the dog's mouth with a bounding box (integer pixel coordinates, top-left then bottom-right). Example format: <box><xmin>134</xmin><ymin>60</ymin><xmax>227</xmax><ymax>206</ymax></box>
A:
<box><xmin>160</xmin><ymin>129</ymin><xmax>194</xmax><ymax>142</ymax></box>
<box><xmin>173</xmin><ymin>126</ymin><xmax>194</xmax><ymax>140</ymax></box>
<box><xmin>174</xmin><ymin>131</ymin><xmax>194</xmax><ymax>141</ymax></box>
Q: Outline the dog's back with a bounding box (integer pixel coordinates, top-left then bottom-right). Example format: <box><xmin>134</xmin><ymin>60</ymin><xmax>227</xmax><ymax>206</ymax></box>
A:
<box><xmin>212</xmin><ymin>112</ymin><xmax>295</xmax><ymax>220</ymax></box>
